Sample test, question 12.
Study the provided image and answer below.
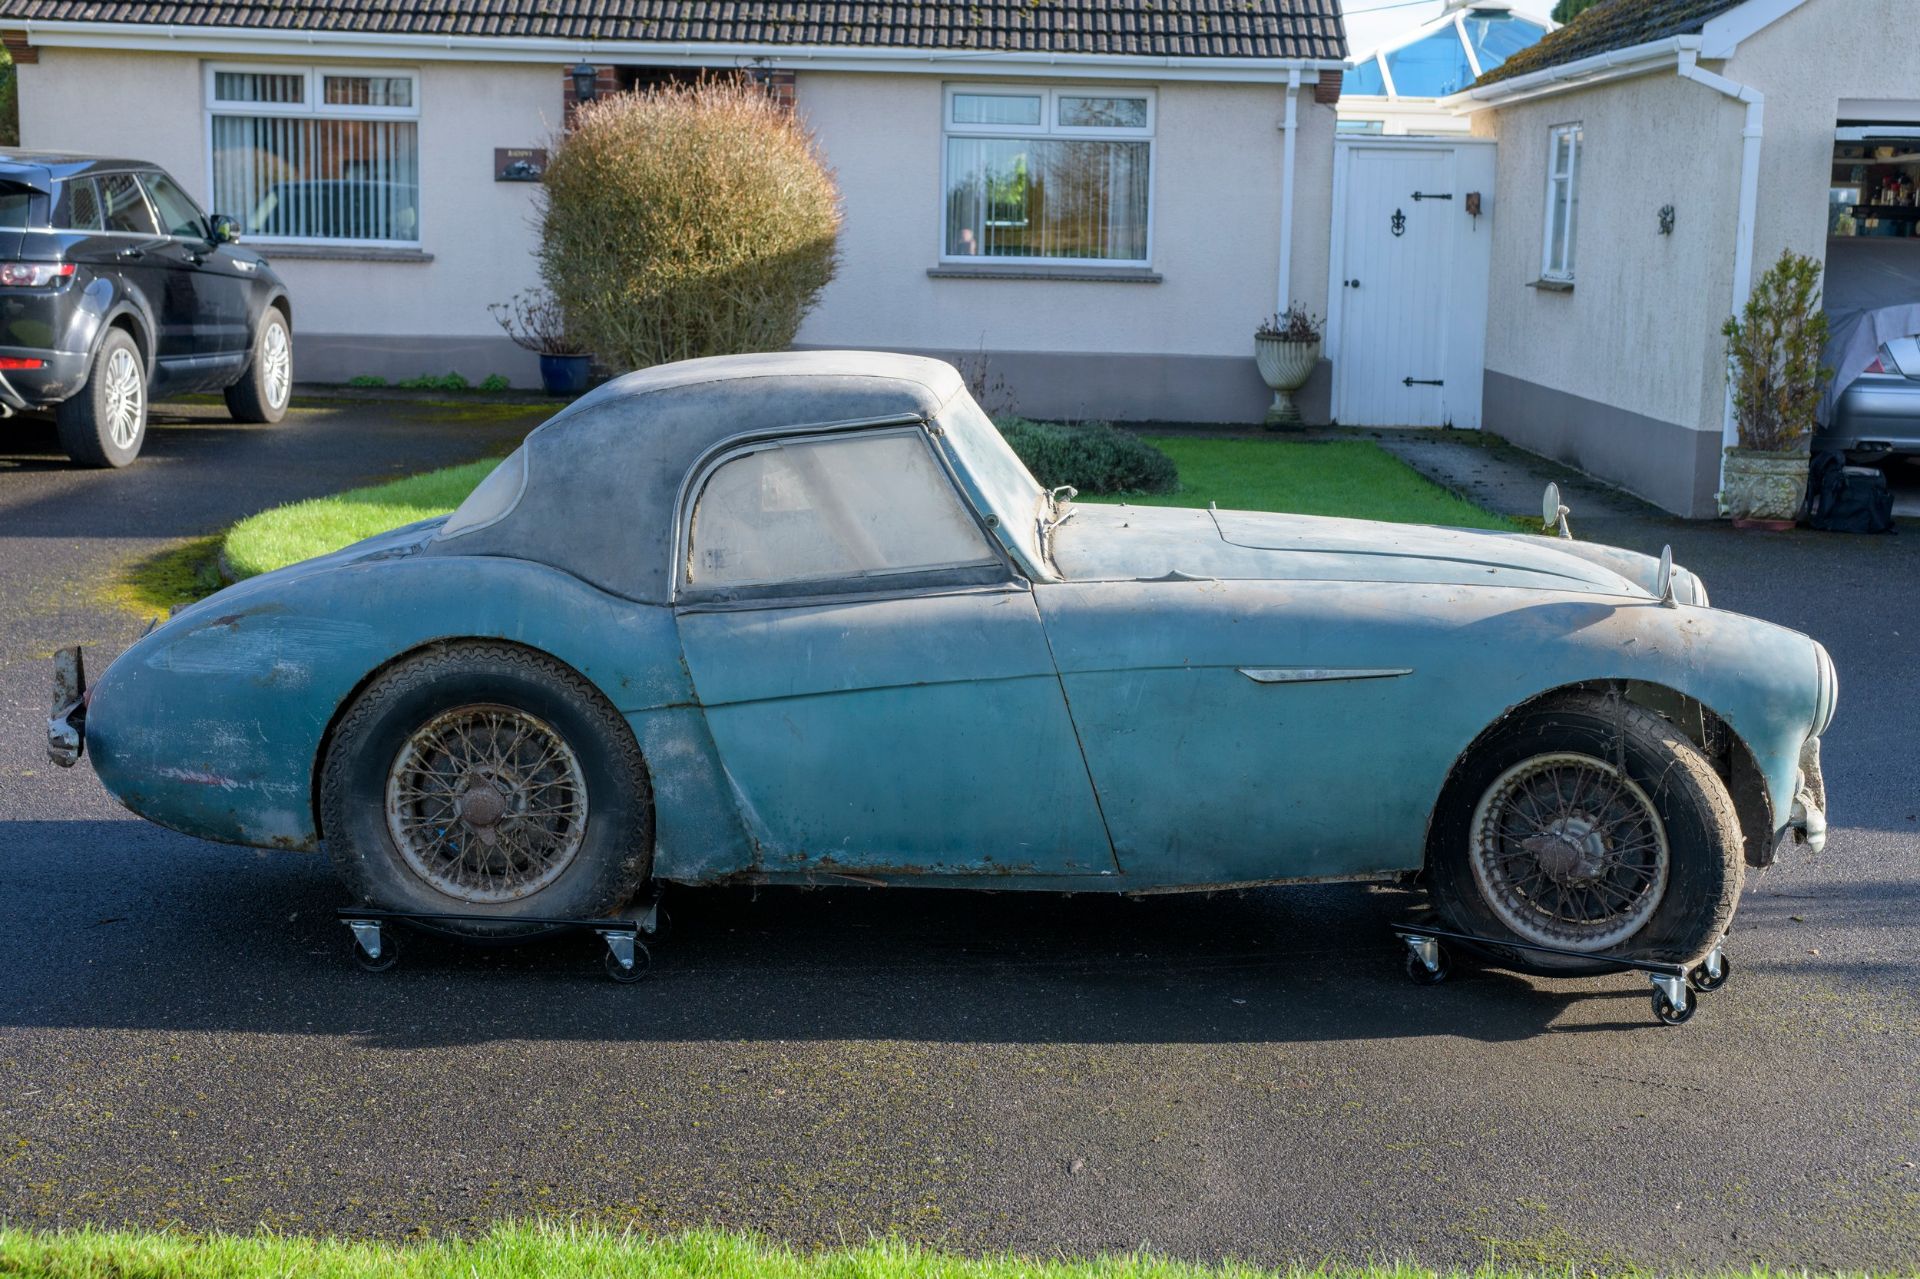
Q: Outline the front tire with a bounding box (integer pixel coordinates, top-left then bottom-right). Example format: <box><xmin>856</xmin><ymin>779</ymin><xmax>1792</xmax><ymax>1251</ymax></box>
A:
<box><xmin>320</xmin><ymin>642</ymin><xmax>654</xmax><ymax>938</ymax></box>
<box><xmin>56</xmin><ymin>328</ymin><xmax>147</xmax><ymax>467</ymax></box>
<box><xmin>1426</xmin><ymin>691</ymin><xmax>1743</xmax><ymax>974</ymax></box>
<box><xmin>224</xmin><ymin>306</ymin><xmax>292</xmax><ymax>424</ymax></box>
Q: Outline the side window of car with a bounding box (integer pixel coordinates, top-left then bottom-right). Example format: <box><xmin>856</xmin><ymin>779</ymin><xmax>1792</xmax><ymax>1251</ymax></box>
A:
<box><xmin>686</xmin><ymin>431</ymin><xmax>998</xmax><ymax>591</ymax></box>
<box><xmin>96</xmin><ymin>173</ymin><xmax>159</xmax><ymax>236</ymax></box>
<box><xmin>59</xmin><ymin>178</ymin><xmax>104</xmax><ymax>231</ymax></box>
<box><xmin>142</xmin><ymin>172</ymin><xmax>208</xmax><ymax>240</ymax></box>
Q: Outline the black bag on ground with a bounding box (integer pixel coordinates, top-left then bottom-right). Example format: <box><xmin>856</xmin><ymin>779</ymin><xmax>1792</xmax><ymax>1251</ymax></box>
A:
<box><xmin>1806</xmin><ymin>450</ymin><xmax>1896</xmax><ymax>534</ymax></box>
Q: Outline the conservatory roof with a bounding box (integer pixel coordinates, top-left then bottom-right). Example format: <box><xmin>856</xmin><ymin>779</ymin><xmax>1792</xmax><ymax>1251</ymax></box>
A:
<box><xmin>1345</xmin><ymin>0</ymin><xmax>1549</xmax><ymax>101</ymax></box>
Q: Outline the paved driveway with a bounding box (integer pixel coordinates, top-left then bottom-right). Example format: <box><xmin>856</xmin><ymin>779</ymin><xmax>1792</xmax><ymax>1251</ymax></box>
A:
<box><xmin>1</xmin><ymin>409</ymin><xmax>1916</xmax><ymax>1271</ymax></box>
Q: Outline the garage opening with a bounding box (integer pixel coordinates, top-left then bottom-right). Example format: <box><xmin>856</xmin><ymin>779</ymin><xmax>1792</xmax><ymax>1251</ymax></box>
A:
<box><xmin>1822</xmin><ymin>120</ymin><xmax>1920</xmax><ymax>515</ymax></box>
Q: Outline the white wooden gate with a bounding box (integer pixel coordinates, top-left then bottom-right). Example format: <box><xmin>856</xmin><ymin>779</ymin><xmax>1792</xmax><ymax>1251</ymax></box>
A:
<box><xmin>1328</xmin><ymin>138</ymin><xmax>1495</xmax><ymax>428</ymax></box>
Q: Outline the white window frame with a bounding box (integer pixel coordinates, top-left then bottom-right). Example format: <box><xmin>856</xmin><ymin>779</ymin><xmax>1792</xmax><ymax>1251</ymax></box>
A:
<box><xmin>1541</xmin><ymin>121</ymin><xmax>1582</xmax><ymax>282</ymax></box>
<box><xmin>939</xmin><ymin>82</ymin><xmax>1155</xmax><ymax>268</ymax></box>
<box><xmin>204</xmin><ymin>62</ymin><xmax>422</xmax><ymax>248</ymax></box>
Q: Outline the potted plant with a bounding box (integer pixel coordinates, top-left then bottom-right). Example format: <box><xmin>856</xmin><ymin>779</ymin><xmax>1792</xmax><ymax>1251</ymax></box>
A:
<box><xmin>491</xmin><ymin>291</ymin><xmax>591</xmax><ymax>396</ymax></box>
<box><xmin>1254</xmin><ymin>306</ymin><xmax>1323</xmax><ymax>428</ymax></box>
<box><xmin>1720</xmin><ymin>250</ymin><xmax>1831</xmax><ymax>529</ymax></box>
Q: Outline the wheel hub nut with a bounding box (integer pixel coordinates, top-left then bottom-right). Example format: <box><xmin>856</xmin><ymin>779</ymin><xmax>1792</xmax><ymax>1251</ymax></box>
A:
<box><xmin>457</xmin><ymin>785</ymin><xmax>508</xmax><ymax>829</ymax></box>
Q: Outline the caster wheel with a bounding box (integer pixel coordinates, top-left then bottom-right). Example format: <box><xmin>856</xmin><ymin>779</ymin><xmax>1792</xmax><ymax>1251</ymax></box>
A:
<box><xmin>1652</xmin><ymin>989</ymin><xmax>1695</xmax><ymax>1026</ymax></box>
<box><xmin>353</xmin><ymin>930</ymin><xmax>399</xmax><ymax>973</ymax></box>
<box><xmin>604</xmin><ymin>941</ymin><xmax>652</xmax><ymax>984</ymax></box>
<box><xmin>1689</xmin><ymin>954</ymin><xmax>1730</xmax><ymax>993</ymax></box>
<box><xmin>1403</xmin><ymin>946</ymin><xmax>1449</xmax><ymax>986</ymax></box>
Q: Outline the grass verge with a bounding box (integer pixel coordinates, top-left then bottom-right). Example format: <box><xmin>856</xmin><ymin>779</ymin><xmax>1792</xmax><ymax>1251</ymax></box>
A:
<box><xmin>221</xmin><ymin>458</ymin><xmax>503</xmax><ymax>581</ymax></box>
<box><xmin>1084</xmin><ymin>438</ymin><xmax>1524</xmax><ymax>533</ymax></box>
<box><xmin>0</xmin><ymin>1224</ymin><xmax>1857</xmax><ymax>1279</ymax></box>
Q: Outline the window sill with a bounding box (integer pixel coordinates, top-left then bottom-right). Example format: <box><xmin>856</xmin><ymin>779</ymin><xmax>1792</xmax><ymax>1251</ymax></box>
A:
<box><xmin>252</xmin><ymin>244</ymin><xmax>435</xmax><ymax>263</ymax></box>
<box><xmin>927</xmin><ymin>263</ymin><xmax>1161</xmax><ymax>284</ymax></box>
<box><xmin>1527</xmin><ymin>277</ymin><xmax>1575</xmax><ymax>292</ymax></box>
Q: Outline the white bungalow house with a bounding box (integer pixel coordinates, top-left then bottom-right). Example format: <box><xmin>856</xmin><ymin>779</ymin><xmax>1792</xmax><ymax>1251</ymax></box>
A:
<box><xmin>1448</xmin><ymin>0</ymin><xmax>1915</xmax><ymax>517</ymax></box>
<box><xmin>0</xmin><ymin>0</ymin><xmax>1350</xmax><ymax>425</ymax></box>
<box><xmin>1338</xmin><ymin>0</ymin><xmax>1551</xmax><ymax>137</ymax></box>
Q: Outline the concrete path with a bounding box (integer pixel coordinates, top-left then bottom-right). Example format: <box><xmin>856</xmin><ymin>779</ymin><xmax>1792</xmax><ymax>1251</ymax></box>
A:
<box><xmin>1</xmin><ymin>409</ymin><xmax>1916</xmax><ymax>1271</ymax></box>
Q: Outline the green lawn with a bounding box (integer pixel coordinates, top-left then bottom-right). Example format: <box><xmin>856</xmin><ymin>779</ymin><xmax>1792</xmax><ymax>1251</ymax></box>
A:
<box><xmin>1087</xmin><ymin>438</ymin><xmax>1521</xmax><ymax>532</ymax></box>
<box><xmin>221</xmin><ymin>458</ymin><xmax>503</xmax><ymax>581</ymax></box>
<box><xmin>206</xmin><ymin>437</ymin><xmax>1517</xmax><ymax>592</ymax></box>
<box><xmin>0</xmin><ymin>1225</ymin><xmax>1862</xmax><ymax>1279</ymax></box>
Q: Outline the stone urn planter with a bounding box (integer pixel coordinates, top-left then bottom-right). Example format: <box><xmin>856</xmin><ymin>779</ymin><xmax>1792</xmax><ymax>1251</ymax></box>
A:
<box><xmin>1255</xmin><ymin>307</ymin><xmax>1324</xmax><ymax>429</ymax></box>
<box><xmin>1721</xmin><ymin>447</ymin><xmax>1808</xmax><ymax>529</ymax></box>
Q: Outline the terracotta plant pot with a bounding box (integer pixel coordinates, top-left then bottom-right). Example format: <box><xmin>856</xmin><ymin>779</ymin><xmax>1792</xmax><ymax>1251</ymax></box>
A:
<box><xmin>1721</xmin><ymin>447</ymin><xmax>1809</xmax><ymax>525</ymax></box>
<box><xmin>1255</xmin><ymin>334</ymin><xmax>1321</xmax><ymax>428</ymax></box>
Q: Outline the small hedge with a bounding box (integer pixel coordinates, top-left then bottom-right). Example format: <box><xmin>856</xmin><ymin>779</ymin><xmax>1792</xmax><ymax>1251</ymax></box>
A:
<box><xmin>998</xmin><ymin>417</ymin><xmax>1179</xmax><ymax>495</ymax></box>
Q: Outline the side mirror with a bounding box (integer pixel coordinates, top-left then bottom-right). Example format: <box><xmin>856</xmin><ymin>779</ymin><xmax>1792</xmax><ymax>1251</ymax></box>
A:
<box><xmin>1541</xmin><ymin>482</ymin><xmax>1571</xmax><ymax>539</ymax></box>
<box><xmin>209</xmin><ymin>214</ymin><xmax>241</xmax><ymax>245</ymax></box>
<box><xmin>1656</xmin><ymin>544</ymin><xmax>1677</xmax><ymax>607</ymax></box>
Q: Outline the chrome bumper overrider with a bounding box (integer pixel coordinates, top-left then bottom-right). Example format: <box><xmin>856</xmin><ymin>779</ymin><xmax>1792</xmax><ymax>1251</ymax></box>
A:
<box><xmin>1789</xmin><ymin>735</ymin><xmax>1826</xmax><ymax>854</ymax></box>
<box><xmin>47</xmin><ymin>646</ymin><xmax>86</xmax><ymax>768</ymax></box>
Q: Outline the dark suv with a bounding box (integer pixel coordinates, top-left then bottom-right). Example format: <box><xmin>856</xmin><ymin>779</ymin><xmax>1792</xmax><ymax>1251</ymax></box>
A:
<box><xmin>0</xmin><ymin>151</ymin><xmax>293</xmax><ymax>467</ymax></box>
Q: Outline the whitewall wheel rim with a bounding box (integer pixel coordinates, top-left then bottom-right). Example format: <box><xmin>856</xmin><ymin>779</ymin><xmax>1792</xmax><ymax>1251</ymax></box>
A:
<box><xmin>1467</xmin><ymin>751</ymin><xmax>1670</xmax><ymax>952</ymax></box>
<box><xmin>261</xmin><ymin>318</ymin><xmax>292</xmax><ymax>410</ymax></box>
<box><xmin>102</xmin><ymin>346</ymin><xmax>143</xmax><ymax>450</ymax></box>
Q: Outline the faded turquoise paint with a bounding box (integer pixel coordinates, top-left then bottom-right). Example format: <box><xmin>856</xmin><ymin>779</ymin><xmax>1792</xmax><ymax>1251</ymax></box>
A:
<box><xmin>76</xmin><ymin>355</ymin><xmax>1833</xmax><ymax>901</ymax></box>
<box><xmin>1038</xmin><ymin>575</ymin><xmax>1823</xmax><ymax>884</ymax></box>
<box><xmin>86</xmin><ymin>527</ymin><xmax>756</xmax><ymax>877</ymax></box>
<box><xmin>677</xmin><ymin>586</ymin><xmax>1115</xmax><ymax>876</ymax></box>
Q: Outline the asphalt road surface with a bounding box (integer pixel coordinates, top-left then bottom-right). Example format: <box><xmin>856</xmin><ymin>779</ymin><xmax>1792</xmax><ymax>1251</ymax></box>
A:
<box><xmin>2</xmin><ymin>404</ymin><xmax>1916</xmax><ymax>1271</ymax></box>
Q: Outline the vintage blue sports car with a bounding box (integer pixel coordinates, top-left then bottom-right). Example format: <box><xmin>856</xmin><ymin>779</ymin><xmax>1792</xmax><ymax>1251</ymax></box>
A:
<box><xmin>49</xmin><ymin>351</ymin><xmax>1834</xmax><ymax>974</ymax></box>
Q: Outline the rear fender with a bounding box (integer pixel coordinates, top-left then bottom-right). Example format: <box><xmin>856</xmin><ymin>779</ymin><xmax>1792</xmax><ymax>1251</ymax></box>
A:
<box><xmin>84</xmin><ymin>555</ymin><xmax>755</xmax><ymax>877</ymax></box>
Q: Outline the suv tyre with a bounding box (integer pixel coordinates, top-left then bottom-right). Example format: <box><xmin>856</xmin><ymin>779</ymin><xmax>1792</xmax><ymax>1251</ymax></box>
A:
<box><xmin>56</xmin><ymin>328</ymin><xmax>147</xmax><ymax>468</ymax></box>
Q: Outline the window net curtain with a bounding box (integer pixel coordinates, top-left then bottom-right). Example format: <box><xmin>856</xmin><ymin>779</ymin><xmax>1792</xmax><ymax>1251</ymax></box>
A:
<box><xmin>946</xmin><ymin>138</ymin><xmax>1149</xmax><ymax>261</ymax></box>
<box><xmin>210</xmin><ymin>114</ymin><xmax>420</xmax><ymax>242</ymax></box>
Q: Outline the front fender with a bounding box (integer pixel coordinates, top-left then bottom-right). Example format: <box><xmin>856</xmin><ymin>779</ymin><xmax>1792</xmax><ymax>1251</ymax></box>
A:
<box><xmin>85</xmin><ymin>554</ymin><xmax>754</xmax><ymax>878</ymax></box>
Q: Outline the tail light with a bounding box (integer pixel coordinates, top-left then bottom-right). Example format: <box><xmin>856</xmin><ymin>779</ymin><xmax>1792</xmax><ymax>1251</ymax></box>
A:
<box><xmin>0</xmin><ymin>262</ymin><xmax>75</xmax><ymax>287</ymax></box>
<box><xmin>0</xmin><ymin>357</ymin><xmax>44</xmax><ymax>370</ymax></box>
<box><xmin>1864</xmin><ymin>356</ymin><xmax>1885</xmax><ymax>374</ymax></box>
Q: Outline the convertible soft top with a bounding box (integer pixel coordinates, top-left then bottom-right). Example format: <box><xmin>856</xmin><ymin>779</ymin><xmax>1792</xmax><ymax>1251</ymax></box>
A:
<box><xmin>426</xmin><ymin>350</ymin><xmax>971</xmax><ymax>603</ymax></box>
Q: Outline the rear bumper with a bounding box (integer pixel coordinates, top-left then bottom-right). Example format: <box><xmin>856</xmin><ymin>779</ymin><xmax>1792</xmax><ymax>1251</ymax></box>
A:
<box><xmin>46</xmin><ymin>646</ymin><xmax>86</xmax><ymax>767</ymax></box>
<box><xmin>0</xmin><ymin>347</ymin><xmax>90</xmax><ymax>411</ymax></box>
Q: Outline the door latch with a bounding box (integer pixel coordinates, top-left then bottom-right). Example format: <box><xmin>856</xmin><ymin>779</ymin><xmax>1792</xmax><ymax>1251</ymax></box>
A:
<box><xmin>1411</xmin><ymin>191</ymin><xmax>1454</xmax><ymax>201</ymax></box>
<box><xmin>1403</xmin><ymin>377</ymin><xmax>1444</xmax><ymax>387</ymax></box>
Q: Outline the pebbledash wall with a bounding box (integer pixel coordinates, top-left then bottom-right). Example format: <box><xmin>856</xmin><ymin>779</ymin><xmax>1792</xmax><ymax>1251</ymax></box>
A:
<box><xmin>1468</xmin><ymin>70</ymin><xmax>1744</xmax><ymax>518</ymax></box>
<box><xmin>1465</xmin><ymin>0</ymin><xmax>1920</xmax><ymax>518</ymax></box>
<box><xmin>15</xmin><ymin>46</ymin><xmax>1338</xmax><ymax>424</ymax></box>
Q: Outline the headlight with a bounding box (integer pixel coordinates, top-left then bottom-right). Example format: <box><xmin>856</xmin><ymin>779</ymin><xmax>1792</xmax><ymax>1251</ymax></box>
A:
<box><xmin>1812</xmin><ymin>641</ymin><xmax>1838</xmax><ymax>735</ymax></box>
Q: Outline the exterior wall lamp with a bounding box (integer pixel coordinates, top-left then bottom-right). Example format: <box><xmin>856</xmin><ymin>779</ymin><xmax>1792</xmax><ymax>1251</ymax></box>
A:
<box><xmin>571</xmin><ymin>61</ymin><xmax>599</xmax><ymax>103</ymax></box>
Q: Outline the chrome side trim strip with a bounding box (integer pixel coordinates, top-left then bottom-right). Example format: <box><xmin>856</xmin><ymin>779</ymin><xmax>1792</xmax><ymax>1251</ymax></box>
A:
<box><xmin>1238</xmin><ymin>666</ymin><xmax>1413</xmax><ymax>684</ymax></box>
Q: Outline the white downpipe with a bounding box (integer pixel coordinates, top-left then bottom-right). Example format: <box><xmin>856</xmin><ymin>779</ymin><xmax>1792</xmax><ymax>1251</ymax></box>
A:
<box><xmin>1277</xmin><ymin>68</ymin><xmax>1301</xmax><ymax>314</ymax></box>
<box><xmin>1677</xmin><ymin>52</ymin><xmax>1764</xmax><ymax>484</ymax></box>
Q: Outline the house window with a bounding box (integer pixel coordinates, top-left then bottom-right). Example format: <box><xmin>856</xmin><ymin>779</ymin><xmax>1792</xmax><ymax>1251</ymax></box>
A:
<box><xmin>206</xmin><ymin>65</ymin><xmax>421</xmax><ymax>245</ymax></box>
<box><xmin>1543</xmin><ymin>122</ymin><xmax>1582</xmax><ymax>281</ymax></box>
<box><xmin>942</xmin><ymin>85</ymin><xmax>1153</xmax><ymax>265</ymax></box>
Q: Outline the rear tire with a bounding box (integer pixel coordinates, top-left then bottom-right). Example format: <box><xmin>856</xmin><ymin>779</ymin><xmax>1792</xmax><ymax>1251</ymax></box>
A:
<box><xmin>224</xmin><ymin>306</ymin><xmax>292</xmax><ymax>424</ymax></box>
<box><xmin>1426</xmin><ymin>691</ymin><xmax>1743</xmax><ymax>974</ymax></box>
<box><xmin>320</xmin><ymin>642</ymin><xmax>654</xmax><ymax>939</ymax></box>
<box><xmin>56</xmin><ymin>328</ymin><xmax>147</xmax><ymax>467</ymax></box>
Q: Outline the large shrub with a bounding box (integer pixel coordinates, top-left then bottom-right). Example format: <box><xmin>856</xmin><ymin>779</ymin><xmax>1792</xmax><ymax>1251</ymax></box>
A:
<box><xmin>1722</xmin><ymin>249</ymin><xmax>1830</xmax><ymax>453</ymax></box>
<box><xmin>998</xmin><ymin>418</ymin><xmax>1178</xmax><ymax>495</ymax></box>
<box><xmin>539</xmin><ymin>78</ymin><xmax>841</xmax><ymax>369</ymax></box>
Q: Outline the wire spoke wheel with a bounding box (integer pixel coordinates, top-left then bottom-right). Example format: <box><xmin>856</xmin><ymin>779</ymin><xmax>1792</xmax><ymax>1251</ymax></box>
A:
<box><xmin>384</xmin><ymin>703</ymin><xmax>589</xmax><ymax>903</ymax></box>
<box><xmin>1468</xmin><ymin>751</ymin><xmax>1669</xmax><ymax>952</ymax></box>
<box><xmin>103</xmin><ymin>346</ymin><xmax>144</xmax><ymax>449</ymax></box>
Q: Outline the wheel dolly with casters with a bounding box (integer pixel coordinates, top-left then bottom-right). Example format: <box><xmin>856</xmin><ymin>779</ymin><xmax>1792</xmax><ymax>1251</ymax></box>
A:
<box><xmin>339</xmin><ymin>892</ymin><xmax>669</xmax><ymax>983</ymax></box>
<box><xmin>1392</xmin><ymin>919</ymin><xmax>1729</xmax><ymax>1026</ymax></box>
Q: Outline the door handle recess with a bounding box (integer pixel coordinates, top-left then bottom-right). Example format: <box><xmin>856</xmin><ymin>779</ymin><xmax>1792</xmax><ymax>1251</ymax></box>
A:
<box><xmin>116</xmin><ymin>248</ymin><xmax>144</xmax><ymax>260</ymax></box>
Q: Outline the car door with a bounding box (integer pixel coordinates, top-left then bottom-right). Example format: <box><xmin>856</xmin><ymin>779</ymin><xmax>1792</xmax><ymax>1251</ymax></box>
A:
<box><xmin>139</xmin><ymin>170</ymin><xmax>250</xmax><ymax>361</ymax></box>
<box><xmin>87</xmin><ymin>171</ymin><xmax>187</xmax><ymax>367</ymax></box>
<box><xmin>673</xmin><ymin>425</ymin><xmax>1118</xmax><ymax>879</ymax></box>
